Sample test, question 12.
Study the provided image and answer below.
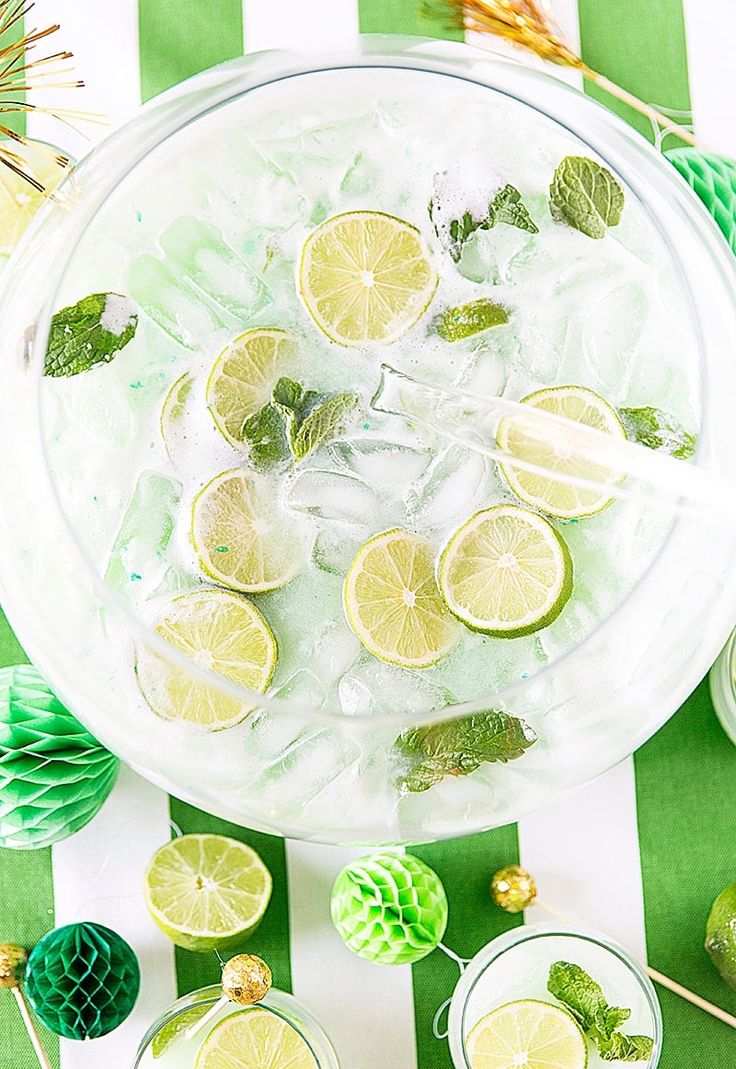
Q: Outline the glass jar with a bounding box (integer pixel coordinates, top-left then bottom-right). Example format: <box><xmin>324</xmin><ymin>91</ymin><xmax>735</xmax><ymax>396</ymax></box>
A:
<box><xmin>447</xmin><ymin>924</ymin><xmax>663</xmax><ymax>1069</ymax></box>
<box><xmin>134</xmin><ymin>985</ymin><xmax>339</xmax><ymax>1069</ymax></box>
<box><xmin>709</xmin><ymin>629</ymin><xmax>736</xmax><ymax>745</ymax></box>
<box><xmin>1</xmin><ymin>36</ymin><xmax>736</xmax><ymax>844</ymax></box>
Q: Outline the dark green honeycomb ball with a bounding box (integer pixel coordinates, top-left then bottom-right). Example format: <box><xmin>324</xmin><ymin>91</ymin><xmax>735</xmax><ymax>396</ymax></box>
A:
<box><xmin>26</xmin><ymin>922</ymin><xmax>140</xmax><ymax>1040</ymax></box>
<box><xmin>331</xmin><ymin>851</ymin><xmax>448</xmax><ymax>965</ymax></box>
<box><xmin>0</xmin><ymin>664</ymin><xmax>119</xmax><ymax>849</ymax></box>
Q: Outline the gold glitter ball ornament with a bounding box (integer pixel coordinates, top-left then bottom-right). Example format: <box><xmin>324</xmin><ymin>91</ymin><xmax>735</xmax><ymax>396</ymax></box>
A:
<box><xmin>0</xmin><ymin>944</ymin><xmax>27</xmax><ymax>988</ymax></box>
<box><xmin>221</xmin><ymin>954</ymin><xmax>272</xmax><ymax>1005</ymax></box>
<box><xmin>490</xmin><ymin>865</ymin><xmax>537</xmax><ymax>913</ymax></box>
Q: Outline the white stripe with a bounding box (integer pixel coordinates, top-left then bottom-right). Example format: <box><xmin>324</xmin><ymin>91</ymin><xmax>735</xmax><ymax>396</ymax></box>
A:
<box><xmin>518</xmin><ymin>759</ymin><xmax>648</xmax><ymax>961</ymax></box>
<box><xmin>52</xmin><ymin>767</ymin><xmax>176</xmax><ymax>1069</ymax></box>
<box><xmin>242</xmin><ymin>0</ymin><xmax>359</xmax><ymax>55</ymax></box>
<box><xmin>682</xmin><ymin>0</ymin><xmax>736</xmax><ymax>155</ymax></box>
<box><xmin>23</xmin><ymin>0</ymin><xmax>140</xmax><ymax>156</ymax></box>
<box><xmin>286</xmin><ymin>842</ymin><xmax>417</xmax><ymax>1069</ymax></box>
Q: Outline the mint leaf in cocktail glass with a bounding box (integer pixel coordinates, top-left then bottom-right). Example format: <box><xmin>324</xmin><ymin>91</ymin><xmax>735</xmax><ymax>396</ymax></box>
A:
<box><xmin>273</xmin><ymin>376</ymin><xmax>360</xmax><ymax>461</ymax></box>
<box><xmin>619</xmin><ymin>406</ymin><xmax>696</xmax><ymax>460</ymax></box>
<box><xmin>598</xmin><ymin>1031</ymin><xmax>655</xmax><ymax>1062</ymax></box>
<box><xmin>549</xmin><ymin>156</ymin><xmax>624</xmax><ymax>239</ymax></box>
<box><xmin>395</xmin><ymin>709</ymin><xmax>537</xmax><ymax>793</ymax></box>
<box><xmin>241</xmin><ymin>402</ymin><xmax>290</xmax><ymax>469</ymax></box>
<box><xmin>44</xmin><ymin>292</ymin><xmax>138</xmax><ymax>377</ymax></box>
<box><xmin>429</xmin><ymin>180</ymin><xmax>538</xmax><ymax>262</ymax></box>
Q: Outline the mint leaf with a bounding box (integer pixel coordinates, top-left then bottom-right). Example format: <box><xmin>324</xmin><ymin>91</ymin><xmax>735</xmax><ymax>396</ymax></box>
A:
<box><xmin>549</xmin><ymin>157</ymin><xmax>624</xmax><ymax>239</ymax></box>
<box><xmin>598</xmin><ymin>1033</ymin><xmax>654</xmax><ymax>1062</ymax></box>
<box><xmin>435</xmin><ymin>297</ymin><xmax>509</xmax><ymax>342</ymax></box>
<box><xmin>292</xmin><ymin>392</ymin><xmax>361</xmax><ymax>460</ymax></box>
<box><xmin>430</xmin><ymin>181</ymin><xmax>538</xmax><ymax>262</ymax></box>
<box><xmin>619</xmin><ymin>406</ymin><xmax>696</xmax><ymax>460</ymax></box>
<box><xmin>395</xmin><ymin>710</ymin><xmax>536</xmax><ymax>793</ymax></box>
<box><xmin>241</xmin><ymin>403</ymin><xmax>290</xmax><ymax>468</ymax></box>
<box><xmin>548</xmin><ymin>961</ymin><xmax>653</xmax><ymax>1062</ymax></box>
<box><xmin>44</xmin><ymin>292</ymin><xmax>138</xmax><ymax>377</ymax></box>
<box><xmin>273</xmin><ymin>377</ymin><xmax>323</xmax><ymax>421</ymax></box>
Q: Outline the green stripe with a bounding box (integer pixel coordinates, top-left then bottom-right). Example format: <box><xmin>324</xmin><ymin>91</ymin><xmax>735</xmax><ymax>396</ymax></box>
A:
<box><xmin>578</xmin><ymin>0</ymin><xmax>691</xmax><ymax>143</ymax></box>
<box><xmin>412</xmin><ymin>826</ymin><xmax>522</xmax><ymax>1068</ymax></box>
<box><xmin>2</xmin><ymin>7</ymin><xmax>25</xmax><ymax>138</ymax></box>
<box><xmin>358</xmin><ymin>0</ymin><xmax>463</xmax><ymax>40</ymax></box>
<box><xmin>168</xmin><ymin>798</ymin><xmax>291</xmax><ymax>996</ymax></box>
<box><xmin>634</xmin><ymin>681</ymin><xmax>736</xmax><ymax>1067</ymax></box>
<box><xmin>0</xmin><ymin>610</ymin><xmax>59</xmax><ymax>1068</ymax></box>
<box><xmin>137</xmin><ymin>0</ymin><xmax>243</xmax><ymax>103</ymax></box>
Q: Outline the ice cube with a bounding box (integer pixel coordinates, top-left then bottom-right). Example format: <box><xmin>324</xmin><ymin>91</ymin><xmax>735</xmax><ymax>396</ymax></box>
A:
<box><xmin>159</xmin><ymin>216</ymin><xmax>270</xmax><ymax>319</ymax></box>
<box><xmin>311</xmin><ymin>529</ymin><xmax>360</xmax><ymax>575</ymax></box>
<box><xmin>405</xmin><ymin>444</ymin><xmax>489</xmax><ymax>529</ymax></box>
<box><xmin>329</xmin><ymin>438</ymin><xmax>431</xmax><ymax>488</ymax></box>
<box><xmin>312</xmin><ymin>623</ymin><xmax>361</xmax><ymax>684</ymax></box>
<box><xmin>105</xmin><ymin>470</ymin><xmax>182</xmax><ymax>594</ymax></box>
<box><xmin>286</xmin><ymin>469</ymin><xmax>383</xmax><ymax>525</ymax></box>
<box><xmin>339</xmin><ymin>151</ymin><xmax>379</xmax><ymax>197</ymax></box>
<box><xmin>579</xmin><ymin>279</ymin><xmax>647</xmax><ymax>396</ymax></box>
<box><xmin>127</xmin><ymin>254</ymin><xmax>225</xmax><ymax>349</ymax></box>
<box><xmin>338</xmin><ymin>658</ymin><xmax>453</xmax><ymax>717</ymax></box>
<box><xmin>271</xmin><ymin>668</ymin><xmax>327</xmax><ymax>709</ymax></box>
<box><xmin>146</xmin><ymin>563</ymin><xmax>199</xmax><ymax>601</ymax></box>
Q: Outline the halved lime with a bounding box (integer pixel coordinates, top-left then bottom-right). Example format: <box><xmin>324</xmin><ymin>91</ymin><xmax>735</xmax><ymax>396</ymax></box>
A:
<box><xmin>145</xmin><ymin>834</ymin><xmax>272</xmax><ymax>952</ymax></box>
<box><xmin>206</xmin><ymin>328</ymin><xmax>295</xmax><ymax>447</ymax></box>
<box><xmin>136</xmin><ymin>588</ymin><xmax>277</xmax><ymax>729</ymax></box>
<box><xmin>439</xmin><ymin>504</ymin><xmax>573</xmax><ymax>637</ymax></box>
<box><xmin>497</xmin><ymin>385</ymin><xmax>626</xmax><ymax>519</ymax></box>
<box><xmin>160</xmin><ymin>371</ymin><xmax>194</xmax><ymax>463</ymax></box>
<box><xmin>466</xmin><ymin>1000</ymin><xmax>587</xmax><ymax>1069</ymax></box>
<box><xmin>196</xmin><ymin>1008</ymin><xmax>317</xmax><ymax>1069</ymax></box>
<box><xmin>343</xmin><ymin>528</ymin><xmax>459</xmax><ymax>669</ymax></box>
<box><xmin>299</xmin><ymin>210</ymin><xmax>437</xmax><ymax>346</ymax></box>
<box><xmin>191</xmin><ymin>469</ymin><xmax>303</xmax><ymax>593</ymax></box>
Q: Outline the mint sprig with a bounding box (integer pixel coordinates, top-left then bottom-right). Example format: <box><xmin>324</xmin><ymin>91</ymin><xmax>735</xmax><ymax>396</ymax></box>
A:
<box><xmin>548</xmin><ymin>961</ymin><xmax>653</xmax><ymax>1063</ymax></box>
<box><xmin>619</xmin><ymin>406</ymin><xmax>696</xmax><ymax>461</ymax></box>
<box><xmin>244</xmin><ymin>377</ymin><xmax>361</xmax><ymax>467</ymax></box>
<box><xmin>395</xmin><ymin>710</ymin><xmax>536</xmax><ymax>793</ymax></box>
<box><xmin>241</xmin><ymin>402</ymin><xmax>290</xmax><ymax>469</ymax></box>
<box><xmin>429</xmin><ymin>182</ymin><xmax>538</xmax><ymax>262</ymax></box>
<box><xmin>44</xmin><ymin>292</ymin><xmax>138</xmax><ymax>377</ymax></box>
<box><xmin>549</xmin><ymin>156</ymin><xmax>624</xmax><ymax>239</ymax></box>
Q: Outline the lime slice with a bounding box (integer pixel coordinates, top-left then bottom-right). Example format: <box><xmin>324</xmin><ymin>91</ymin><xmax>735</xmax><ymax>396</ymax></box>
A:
<box><xmin>299</xmin><ymin>210</ymin><xmax>437</xmax><ymax>346</ymax></box>
<box><xmin>145</xmin><ymin>834</ymin><xmax>272</xmax><ymax>952</ymax></box>
<box><xmin>497</xmin><ymin>385</ymin><xmax>626</xmax><ymax>519</ymax></box>
<box><xmin>152</xmin><ymin>1001</ymin><xmax>211</xmax><ymax>1057</ymax></box>
<box><xmin>160</xmin><ymin>371</ymin><xmax>194</xmax><ymax>463</ymax></box>
<box><xmin>136</xmin><ymin>588</ymin><xmax>277</xmax><ymax>729</ymax></box>
<box><xmin>343</xmin><ymin>528</ymin><xmax>460</xmax><ymax>668</ymax></box>
<box><xmin>466</xmin><ymin>1000</ymin><xmax>587</xmax><ymax>1069</ymax></box>
<box><xmin>206</xmin><ymin>329</ymin><xmax>294</xmax><ymax>446</ymax></box>
<box><xmin>0</xmin><ymin>143</ymin><xmax>69</xmax><ymax>258</ymax></box>
<box><xmin>191</xmin><ymin>469</ymin><xmax>303</xmax><ymax>593</ymax></box>
<box><xmin>435</xmin><ymin>297</ymin><xmax>508</xmax><ymax>342</ymax></box>
<box><xmin>439</xmin><ymin>504</ymin><xmax>573</xmax><ymax>637</ymax></box>
<box><xmin>196</xmin><ymin>1008</ymin><xmax>317</xmax><ymax>1069</ymax></box>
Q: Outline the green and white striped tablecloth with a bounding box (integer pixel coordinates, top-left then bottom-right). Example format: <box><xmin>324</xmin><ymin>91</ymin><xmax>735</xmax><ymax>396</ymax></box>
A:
<box><xmin>1</xmin><ymin>2</ymin><xmax>735</xmax><ymax>1068</ymax></box>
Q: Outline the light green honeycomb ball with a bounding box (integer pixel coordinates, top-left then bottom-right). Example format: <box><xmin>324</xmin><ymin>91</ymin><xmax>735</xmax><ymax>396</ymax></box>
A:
<box><xmin>330</xmin><ymin>851</ymin><xmax>448</xmax><ymax>965</ymax></box>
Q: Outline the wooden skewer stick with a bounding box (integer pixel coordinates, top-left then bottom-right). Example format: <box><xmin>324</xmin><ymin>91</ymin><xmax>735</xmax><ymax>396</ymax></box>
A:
<box><xmin>0</xmin><ymin>945</ymin><xmax>52</xmax><ymax>1069</ymax></box>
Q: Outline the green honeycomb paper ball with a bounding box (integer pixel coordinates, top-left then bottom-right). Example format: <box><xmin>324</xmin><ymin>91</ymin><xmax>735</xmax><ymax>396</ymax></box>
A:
<box><xmin>0</xmin><ymin>664</ymin><xmax>119</xmax><ymax>849</ymax></box>
<box><xmin>26</xmin><ymin>922</ymin><xmax>140</xmax><ymax>1040</ymax></box>
<box><xmin>667</xmin><ymin>148</ymin><xmax>736</xmax><ymax>254</ymax></box>
<box><xmin>330</xmin><ymin>851</ymin><xmax>448</xmax><ymax>965</ymax></box>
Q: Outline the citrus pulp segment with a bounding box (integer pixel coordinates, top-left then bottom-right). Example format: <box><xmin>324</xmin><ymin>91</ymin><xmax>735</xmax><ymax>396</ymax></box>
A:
<box><xmin>343</xmin><ymin>528</ymin><xmax>460</xmax><ymax>668</ymax></box>
<box><xmin>144</xmin><ymin>833</ymin><xmax>272</xmax><ymax>952</ymax></box>
<box><xmin>439</xmin><ymin>504</ymin><xmax>573</xmax><ymax>637</ymax></box>
<box><xmin>136</xmin><ymin>588</ymin><xmax>277</xmax><ymax>729</ymax></box>
<box><xmin>206</xmin><ymin>328</ymin><xmax>295</xmax><ymax>446</ymax></box>
<box><xmin>299</xmin><ymin>210</ymin><xmax>438</xmax><ymax>346</ymax></box>
<box><xmin>497</xmin><ymin>385</ymin><xmax>627</xmax><ymax>519</ymax></box>
<box><xmin>191</xmin><ymin>469</ymin><xmax>303</xmax><ymax>593</ymax></box>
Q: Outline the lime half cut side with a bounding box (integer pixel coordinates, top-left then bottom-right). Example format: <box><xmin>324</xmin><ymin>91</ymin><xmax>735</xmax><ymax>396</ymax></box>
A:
<box><xmin>191</xmin><ymin>469</ymin><xmax>303</xmax><ymax>593</ymax></box>
<box><xmin>497</xmin><ymin>385</ymin><xmax>627</xmax><ymax>519</ymax></box>
<box><xmin>145</xmin><ymin>834</ymin><xmax>272</xmax><ymax>952</ymax></box>
<box><xmin>136</xmin><ymin>588</ymin><xmax>277</xmax><ymax>730</ymax></box>
<box><xmin>465</xmin><ymin>1000</ymin><xmax>588</xmax><ymax>1069</ymax></box>
<box><xmin>299</xmin><ymin>210</ymin><xmax>438</xmax><ymax>346</ymax></box>
<box><xmin>206</xmin><ymin>328</ymin><xmax>295</xmax><ymax>447</ymax></box>
<box><xmin>439</xmin><ymin>504</ymin><xmax>573</xmax><ymax>637</ymax></box>
<box><xmin>343</xmin><ymin>528</ymin><xmax>460</xmax><ymax>669</ymax></box>
<box><xmin>195</xmin><ymin>1008</ymin><xmax>318</xmax><ymax>1069</ymax></box>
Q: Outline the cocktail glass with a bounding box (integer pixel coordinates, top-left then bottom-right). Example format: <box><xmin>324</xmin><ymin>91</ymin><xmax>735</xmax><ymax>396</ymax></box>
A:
<box><xmin>709</xmin><ymin>630</ymin><xmax>736</xmax><ymax>745</ymax></box>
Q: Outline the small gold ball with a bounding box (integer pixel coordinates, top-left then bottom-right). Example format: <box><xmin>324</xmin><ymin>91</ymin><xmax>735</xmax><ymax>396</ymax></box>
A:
<box><xmin>490</xmin><ymin>865</ymin><xmax>537</xmax><ymax>913</ymax></box>
<box><xmin>221</xmin><ymin>954</ymin><xmax>272</xmax><ymax>1006</ymax></box>
<box><xmin>0</xmin><ymin>944</ymin><xmax>27</xmax><ymax>989</ymax></box>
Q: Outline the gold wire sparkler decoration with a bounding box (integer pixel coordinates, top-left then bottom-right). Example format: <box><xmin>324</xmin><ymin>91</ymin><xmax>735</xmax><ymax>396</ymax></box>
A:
<box><xmin>0</xmin><ymin>0</ymin><xmax>91</xmax><ymax>191</ymax></box>
<box><xmin>434</xmin><ymin>0</ymin><xmax>697</xmax><ymax>147</ymax></box>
